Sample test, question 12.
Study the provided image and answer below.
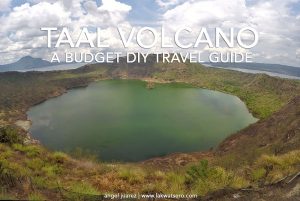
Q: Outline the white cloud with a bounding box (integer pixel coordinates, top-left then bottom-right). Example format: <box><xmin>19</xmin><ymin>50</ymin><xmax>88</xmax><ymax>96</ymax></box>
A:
<box><xmin>0</xmin><ymin>0</ymin><xmax>11</xmax><ymax>12</ymax></box>
<box><xmin>155</xmin><ymin>0</ymin><xmax>184</xmax><ymax>8</ymax></box>
<box><xmin>296</xmin><ymin>49</ymin><xmax>300</xmax><ymax>58</ymax></box>
<box><xmin>204</xmin><ymin>46</ymin><xmax>249</xmax><ymax>54</ymax></box>
<box><xmin>162</xmin><ymin>0</ymin><xmax>249</xmax><ymax>29</ymax></box>
<box><xmin>0</xmin><ymin>0</ymin><xmax>299</xmax><ymax>66</ymax></box>
<box><xmin>0</xmin><ymin>2</ymin><xmax>72</xmax><ymax>64</ymax></box>
<box><xmin>100</xmin><ymin>0</ymin><xmax>131</xmax><ymax>12</ymax></box>
<box><xmin>160</xmin><ymin>0</ymin><xmax>300</xmax><ymax>66</ymax></box>
<box><xmin>0</xmin><ymin>0</ymin><xmax>132</xmax><ymax>64</ymax></box>
<box><xmin>79</xmin><ymin>0</ymin><xmax>131</xmax><ymax>27</ymax></box>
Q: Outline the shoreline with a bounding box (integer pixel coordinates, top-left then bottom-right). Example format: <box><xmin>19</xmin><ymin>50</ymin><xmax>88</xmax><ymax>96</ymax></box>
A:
<box><xmin>19</xmin><ymin>77</ymin><xmax>256</xmax><ymax>163</ymax></box>
<box><xmin>1</xmin><ymin>64</ymin><xmax>298</xmax><ymax>165</ymax></box>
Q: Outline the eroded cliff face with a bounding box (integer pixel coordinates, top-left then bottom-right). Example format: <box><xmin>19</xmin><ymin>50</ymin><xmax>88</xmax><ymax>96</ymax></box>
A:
<box><xmin>0</xmin><ymin>63</ymin><xmax>299</xmax><ymax>200</ymax></box>
<box><xmin>217</xmin><ymin>95</ymin><xmax>300</xmax><ymax>161</ymax></box>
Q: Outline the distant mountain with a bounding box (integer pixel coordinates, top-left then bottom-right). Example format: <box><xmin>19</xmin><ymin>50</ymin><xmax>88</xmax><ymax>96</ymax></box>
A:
<box><xmin>0</xmin><ymin>56</ymin><xmax>57</xmax><ymax>72</ymax></box>
<box><xmin>204</xmin><ymin>62</ymin><xmax>300</xmax><ymax>77</ymax></box>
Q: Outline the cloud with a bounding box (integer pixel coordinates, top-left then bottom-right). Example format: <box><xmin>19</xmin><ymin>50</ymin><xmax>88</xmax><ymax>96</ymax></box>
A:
<box><xmin>101</xmin><ymin>0</ymin><xmax>132</xmax><ymax>12</ymax></box>
<box><xmin>160</xmin><ymin>0</ymin><xmax>300</xmax><ymax>66</ymax></box>
<box><xmin>79</xmin><ymin>0</ymin><xmax>131</xmax><ymax>27</ymax></box>
<box><xmin>163</xmin><ymin>0</ymin><xmax>249</xmax><ymax>28</ymax></box>
<box><xmin>0</xmin><ymin>0</ymin><xmax>132</xmax><ymax>64</ymax></box>
<box><xmin>0</xmin><ymin>0</ymin><xmax>11</xmax><ymax>12</ymax></box>
<box><xmin>204</xmin><ymin>46</ymin><xmax>249</xmax><ymax>54</ymax></box>
<box><xmin>0</xmin><ymin>2</ymin><xmax>72</xmax><ymax>63</ymax></box>
<box><xmin>297</xmin><ymin>49</ymin><xmax>300</xmax><ymax>58</ymax></box>
<box><xmin>155</xmin><ymin>0</ymin><xmax>184</xmax><ymax>8</ymax></box>
<box><xmin>0</xmin><ymin>0</ymin><xmax>299</xmax><ymax>67</ymax></box>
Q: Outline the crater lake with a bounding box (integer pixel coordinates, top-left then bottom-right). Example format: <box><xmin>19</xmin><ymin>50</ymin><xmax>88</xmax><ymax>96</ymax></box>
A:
<box><xmin>27</xmin><ymin>80</ymin><xmax>257</xmax><ymax>162</ymax></box>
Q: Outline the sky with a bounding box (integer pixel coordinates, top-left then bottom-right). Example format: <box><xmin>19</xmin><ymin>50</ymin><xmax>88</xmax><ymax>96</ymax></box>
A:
<box><xmin>0</xmin><ymin>0</ymin><xmax>300</xmax><ymax>67</ymax></box>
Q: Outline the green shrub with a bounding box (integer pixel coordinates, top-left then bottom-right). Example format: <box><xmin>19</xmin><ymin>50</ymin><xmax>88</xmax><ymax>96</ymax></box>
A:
<box><xmin>4</xmin><ymin>161</ymin><xmax>28</xmax><ymax>175</ymax></box>
<box><xmin>0</xmin><ymin>159</ymin><xmax>29</xmax><ymax>187</ymax></box>
<box><xmin>28</xmin><ymin>192</ymin><xmax>46</xmax><ymax>201</ymax></box>
<box><xmin>68</xmin><ymin>182</ymin><xmax>100</xmax><ymax>195</ymax></box>
<box><xmin>12</xmin><ymin>143</ymin><xmax>24</xmax><ymax>151</ymax></box>
<box><xmin>186</xmin><ymin>160</ymin><xmax>211</xmax><ymax>185</ymax></box>
<box><xmin>164</xmin><ymin>172</ymin><xmax>186</xmax><ymax>194</ymax></box>
<box><xmin>152</xmin><ymin>170</ymin><xmax>166</xmax><ymax>180</ymax></box>
<box><xmin>0</xmin><ymin>188</ymin><xmax>16</xmax><ymax>200</ymax></box>
<box><xmin>0</xmin><ymin>146</ymin><xmax>13</xmax><ymax>160</ymax></box>
<box><xmin>0</xmin><ymin>126</ymin><xmax>23</xmax><ymax>145</ymax></box>
<box><xmin>118</xmin><ymin>167</ymin><xmax>146</xmax><ymax>184</ymax></box>
<box><xmin>186</xmin><ymin>160</ymin><xmax>249</xmax><ymax>195</ymax></box>
<box><xmin>41</xmin><ymin>164</ymin><xmax>62</xmax><ymax>177</ymax></box>
<box><xmin>254</xmin><ymin>150</ymin><xmax>300</xmax><ymax>184</ymax></box>
<box><xmin>230</xmin><ymin>175</ymin><xmax>250</xmax><ymax>189</ymax></box>
<box><xmin>13</xmin><ymin>144</ymin><xmax>42</xmax><ymax>157</ymax></box>
<box><xmin>25</xmin><ymin>158</ymin><xmax>45</xmax><ymax>171</ymax></box>
<box><xmin>31</xmin><ymin>177</ymin><xmax>49</xmax><ymax>189</ymax></box>
<box><xmin>189</xmin><ymin>167</ymin><xmax>232</xmax><ymax>195</ymax></box>
<box><xmin>251</xmin><ymin>168</ymin><xmax>266</xmax><ymax>181</ymax></box>
<box><xmin>0</xmin><ymin>158</ymin><xmax>9</xmax><ymax>176</ymax></box>
<box><xmin>256</xmin><ymin>150</ymin><xmax>300</xmax><ymax>169</ymax></box>
<box><xmin>50</xmin><ymin>151</ymin><xmax>69</xmax><ymax>164</ymax></box>
<box><xmin>64</xmin><ymin>182</ymin><xmax>100</xmax><ymax>201</ymax></box>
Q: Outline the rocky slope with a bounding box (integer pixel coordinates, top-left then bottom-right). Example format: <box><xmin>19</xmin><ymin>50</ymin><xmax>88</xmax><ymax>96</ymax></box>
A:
<box><xmin>217</xmin><ymin>95</ymin><xmax>300</xmax><ymax>164</ymax></box>
<box><xmin>0</xmin><ymin>61</ymin><xmax>299</xmax><ymax>200</ymax></box>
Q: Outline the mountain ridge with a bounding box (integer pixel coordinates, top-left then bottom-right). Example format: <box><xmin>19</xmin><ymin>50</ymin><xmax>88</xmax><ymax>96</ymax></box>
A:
<box><xmin>204</xmin><ymin>62</ymin><xmax>300</xmax><ymax>77</ymax></box>
<box><xmin>0</xmin><ymin>56</ymin><xmax>57</xmax><ymax>72</ymax></box>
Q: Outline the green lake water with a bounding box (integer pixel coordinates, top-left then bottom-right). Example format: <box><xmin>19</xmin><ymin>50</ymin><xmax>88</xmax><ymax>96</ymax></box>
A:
<box><xmin>28</xmin><ymin>80</ymin><xmax>257</xmax><ymax>162</ymax></box>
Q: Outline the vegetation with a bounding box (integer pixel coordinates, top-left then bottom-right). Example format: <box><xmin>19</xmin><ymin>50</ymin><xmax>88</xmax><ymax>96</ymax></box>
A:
<box><xmin>0</xmin><ymin>61</ymin><xmax>299</xmax><ymax>199</ymax></box>
<box><xmin>186</xmin><ymin>160</ymin><xmax>249</xmax><ymax>195</ymax></box>
<box><xmin>0</xmin><ymin>141</ymin><xmax>299</xmax><ymax>200</ymax></box>
<box><xmin>152</xmin><ymin>62</ymin><xmax>300</xmax><ymax>118</ymax></box>
<box><xmin>0</xmin><ymin>61</ymin><xmax>299</xmax><ymax>124</ymax></box>
<box><xmin>253</xmin><ymin>150</ymin><xmax>300</xmax><ymax>184</ymax></box>
<box><xmin>0</xmin><ymin>126</ymin><xmax>23</xmax><ymax>145</ymax></box>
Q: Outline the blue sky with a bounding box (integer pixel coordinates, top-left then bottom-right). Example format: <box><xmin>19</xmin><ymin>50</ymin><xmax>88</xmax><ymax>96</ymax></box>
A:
<box><xmin>0</xmin><ymin>0</ymin><xmax>300</xmax><ymax>66</ymax></box>
<box><xmin>120</xmin><ymin>0</ymin><xmax>161</xmax><ymax>25</ymax></box>
<box><xmin>289</xmin><ymin>1</ymin><xmax>300</xmax><ymax>15</ymax></box>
